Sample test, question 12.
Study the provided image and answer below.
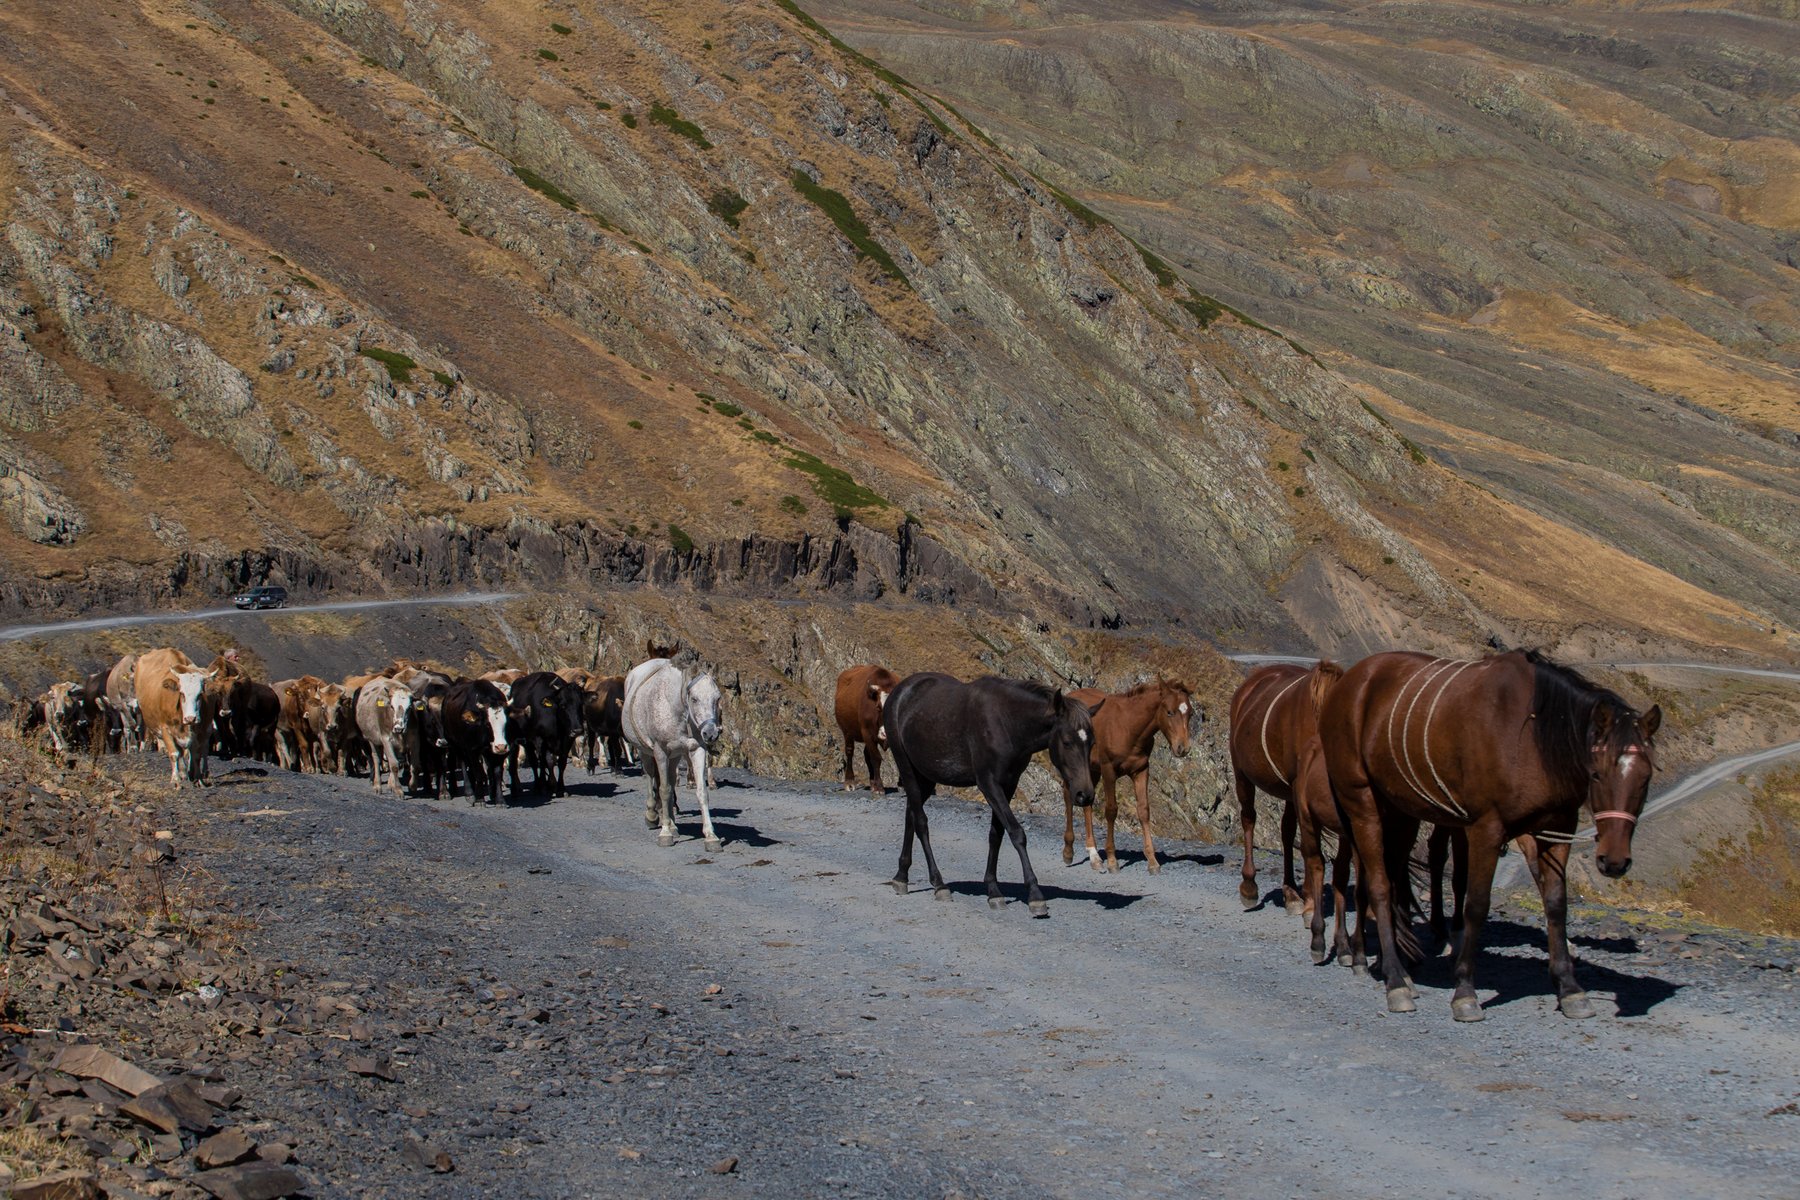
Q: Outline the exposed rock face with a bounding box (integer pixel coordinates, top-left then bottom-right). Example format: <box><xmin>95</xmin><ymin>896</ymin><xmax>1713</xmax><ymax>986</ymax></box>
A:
<box><xmin>0</xmin><ymin>433</ymin><xmax>83</xmax><ymax>544</ymax></box>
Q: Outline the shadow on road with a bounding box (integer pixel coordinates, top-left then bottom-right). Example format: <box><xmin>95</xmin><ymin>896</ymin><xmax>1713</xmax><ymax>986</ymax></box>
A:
<box><xmin>941</xmin><ymin>879</ymin><xmax>1147</xmax><ymax>911</ymax></box>
<box><xmin>1408</xmin><ymin>917</ymin><xmax>1681</xmax><ymax>1017</ymax></box>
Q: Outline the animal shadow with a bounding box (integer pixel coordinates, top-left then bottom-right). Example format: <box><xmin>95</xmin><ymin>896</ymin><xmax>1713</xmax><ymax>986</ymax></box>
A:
<box><xmin>706</xmin><ymin>818</ymin><xmax>780</xmax><ymax>849</ymax></box>
<box><xmin>1410</xmin><ymin>916</ymin><xmax>1680</xmax><ymax>1018</ymax></box>
<box><xmin>943</xmin><ymin>879</ymin><xmax>1146</xmax><ymax>911</ymax></box>
<box><xmin>1086</xmin><ymin>848</ymin><xmax>1224</xmax><ymax>873</ymax></box>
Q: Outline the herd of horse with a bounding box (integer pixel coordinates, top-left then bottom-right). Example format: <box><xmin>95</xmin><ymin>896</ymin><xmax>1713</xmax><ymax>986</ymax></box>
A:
<box><xmin>17</xmin><ymin>638</ymin><xmax>1659</xmax><ymax>1023</ymax></box>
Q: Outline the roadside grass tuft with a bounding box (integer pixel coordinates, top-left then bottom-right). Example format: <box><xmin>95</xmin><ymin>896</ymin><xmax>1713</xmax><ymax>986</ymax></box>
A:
<box><xmin>668</xmin><ymin>523</ymin><xmax>695</xmax><ymax>555</ymax></box>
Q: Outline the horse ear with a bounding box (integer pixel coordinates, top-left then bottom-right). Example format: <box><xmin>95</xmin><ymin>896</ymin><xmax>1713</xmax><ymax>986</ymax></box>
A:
<box><xmin>1085</xmin><ymin>696</ymin><xmax>1107</xmax><ymax>719</ymax></box>
<box><xmin>1640</xmin><ymin>705</ymin><xmax>1662</xmax><ymax>740</ymax></box>
<box><xmin>1589</xmin><ymin>704</ymin><xmax>1616</xmax><ymax>751</ymax></box>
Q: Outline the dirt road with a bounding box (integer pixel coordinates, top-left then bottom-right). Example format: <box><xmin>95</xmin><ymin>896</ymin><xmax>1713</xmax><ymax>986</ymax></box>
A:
<box><xmin>176</xmin><ymin>758</ymin><xmax>1799</xmax><ymax>1199</ymax></box>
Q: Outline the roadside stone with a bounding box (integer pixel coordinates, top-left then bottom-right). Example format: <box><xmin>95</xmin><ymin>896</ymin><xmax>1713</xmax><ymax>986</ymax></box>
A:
<box><xmin>346</xmin><ymin>1055</ymin><xmax>395</xmax><ymax>1081</ymax></box>
<box><xmin>123</xmin><ymin>1081</ymin><xmax>217</xmax><ymax>1134</ymax></box>
<box><xmin>253</xmin><ymin>1144</ymin><xmax>295</xmax><ymax>1165</ymax></box>
<box><xmin>54</xmin><ymin>1045</ymin><xmax>163</xmax><ymax>1096</ymax></box>
<box><xmin>191</xmin><ymin>1163</ymin><xmax>305</xmax><ymax>1200</ymax></box>
<box><xmin>710</xmin><ymin>1156</ymin><xmax>739</xmax><ymax>1174</ymax></box>
<box><xmin>193</xmin><ymin>1128</ymin><xmax>258</xmax><ymax>1168</ymax></box>
<box><xmin>399</xmin><ymin>1136</ymin><xmax>455</xmax><ymax>1173</ymax></box>
<box><xmin>11</xmin><ymin>1168</ymin><xmax>99</xmax><ymax>1200</ymax></box>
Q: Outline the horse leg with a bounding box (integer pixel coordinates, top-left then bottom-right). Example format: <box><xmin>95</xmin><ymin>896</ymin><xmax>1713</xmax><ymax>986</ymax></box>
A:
<box><xmin>1298</xmin><ymin>801</ymin><xmax>1327</xmax><ymax>963</ymax></box>
<box><xmin>1427</xmin><ymin>824</ymin><xmax>1451</xmax><ymax>945</ymax></box>
<box><xmin>1447</xmin><ymin>824</ymin><xmax>1501</xmax><ymax>1021</ymax></box>
<box><xmin>864</xmin><ymin>741</ymin><xmax>884</xmax><ymax>794</ymax></box>
<box><xmin>1101</xmin><ymin>766</ymin><xmax>1120</xmax><ymax>873</ymax></box>
<box><xmin>691</xmin><ymin>746</ymin><xmax>721</xmax><ymax>852</ymax></box>
<box><xmin>1061</xmin><ymin>786</ymin><xmax>1075</xmax><ymax>866</ymax></box>
<box><xmin>1340</xmin><ymin>783</ymin><xmax>1413</xmax><ymax>1012</ymax></box>
<box><xmin>985</xmin><ymin>811</ymin><xmax>1006</xmax><ymax>908</ymax></box>
<box><xmin>912</xmin><ymin>789</ymin><xmax>948</xmax><ymax>898</ymax></box>
<box><xmin>1134</xmin><ymin>769</ymin><xmax>1160</xmax><ymax>875</ymax></box>
<box><xmin>1234</xmin><ymin>769</ymin><xmax>1260</xmax><ymax>910</ymax></box>
<box><xmin>1330</xmin><ymin>833</ymin><xmax>1355</xmax><ymax>967</ymax></box>
<box><xmin>981</xmin><ymin>775</ymin><xmax>1046</xmax><ymax>916</ymax></box>
<box><xmin>1533</xmin><ymin>839</ymin><xmax>1593</xmax><ymax>1018</ymax></box>
<box><xmin>651</xmin><ymin>748</ymin><xmax>679</xmax><ymax>846</ymax></box>
<box><xmin>892</xmin><ymin>792</ymin><xmax>919</xmax><ymax>894</ymax></box>
<box><xmin>1281</xmin><ymin>797</ymin><xmax>1304</xmax><ymax>915</ymax></box>
<box><xmin>842</xmin><ymin>734</ymin><xmax>857</xmax><ymax>791</ymax></box>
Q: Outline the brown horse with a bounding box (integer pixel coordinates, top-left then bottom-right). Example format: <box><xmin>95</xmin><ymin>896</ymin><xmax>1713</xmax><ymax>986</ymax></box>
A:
<box><xmin>1292</xmin><ymin>734</ymin><xmax>1367</xmax><ymax>971</ymax></box>
<box><xmin>1059</xmin><ymin>679</ymin><xmax>1196</xmax><ymax>873</ymax></box>
<box><xmin>1226</xmin><ymin>661</ymin><xmax>1343</xmax><ymax>912</ymax></box>
<box><xmin>1320</xmin><ymin>649</ymin><xmax>1660</xmax><ymax>1021</ymax></box>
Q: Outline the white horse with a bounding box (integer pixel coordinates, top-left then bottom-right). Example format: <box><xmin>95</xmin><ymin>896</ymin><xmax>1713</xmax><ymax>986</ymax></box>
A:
<box><xmin>621</xmin><ymin>657</ymin><xmax>724</xmax><ymax>850</ymax></box>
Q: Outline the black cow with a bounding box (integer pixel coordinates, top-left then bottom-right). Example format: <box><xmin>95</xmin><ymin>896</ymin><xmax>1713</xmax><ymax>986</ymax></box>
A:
<box><xmin>80</xmin><ymin>668</ymin><xmax>120</xmax><ymax>754</ymax></box>
<box><xmin>233</xmin><ymin>681</ymin><xmax>282</xmax><ymax>763</ymax></box>
<box><xmin>441</xmin><ymin>679</ymin><xmax>511</xmax><ymax>805</ymax></box>
<box><xmin>399</xmin><ymin>672</ymin><xmax>452</xmax><ymax>798</ymax></box>
<box><xmin>507</xmin><ymin>672</ymin><xmax>584</xmax><ymax>798</ymax></box>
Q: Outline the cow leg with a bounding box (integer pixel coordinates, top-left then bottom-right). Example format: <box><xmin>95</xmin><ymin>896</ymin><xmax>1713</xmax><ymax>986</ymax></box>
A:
<box><xmin>1281</xmin><ymin>797</ymin><xmax>1304</xmax><ymax>914</ymax></box>
<box><xmin>691</xmin><ymin>746</ymin><xmax>721</xmax><ymax>852</ymax></box>
<box><xmin>1134</xmin><ymin>769</ymin><xmax>1160</xmax><ymax>875</ymax></box>
<box><xmin>1235</xmin><ymin>769</ymin><xmax>1261</xmax><ymax>910</ymax></box>
<box><xmin>162</xmin><ymin>730</ymin><xmax>181</xmax><ymax>788</ymax></box>
<box><xmin>864</xmin><ymin>741</ymin><xmax>884</xmax><ymax>794</ymax></box>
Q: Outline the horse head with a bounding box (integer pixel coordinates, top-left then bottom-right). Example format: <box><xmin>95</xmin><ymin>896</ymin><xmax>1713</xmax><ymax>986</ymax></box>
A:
<box><xmin>1050</xmin><ymin>691</ymin><xmax>1100</xmax><ymax>807</ymax></box>
<box><xmin>1156</xmin><ymin>678</ymin><xmax>1197</xmax><ymax>758</ymax></box>
<box><xmin>1587</xmin><ymin>701</ymin><xmax>1661</xmax><ymax>877</ymax></box>
<box><xmin>684</xmin><ymin>673</ymin><xmax>722</xmax><ymax>750</ymax></box>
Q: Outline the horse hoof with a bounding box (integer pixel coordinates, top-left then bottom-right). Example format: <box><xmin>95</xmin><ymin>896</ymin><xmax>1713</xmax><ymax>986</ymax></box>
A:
<box><xmin>704</xmin><ymin>839</ymin><xmax>723</xmax><ymax>853</ymax></box>
<box><xmin>1146</xmin><ymin>861</ymin><xmax>1161</xmax><ymax>876</ymax></box>
<box><xmin>988</xmin><ymin>897</ymin><xmax>1005</xmax><ymax>910</ymax></box>
<box><xmin>1559</xmin><ymin>992</ymin><xmax>1596</xmax><ymax>1020</ymax></box>
<box><xmin>934</xmin><ymin>888</ymin><xmax>952</xmax><ymax>902</ymax></box>
<box><xmin>1337</xmin><ymin>953</ymin><xmax>1355</xmax><ymax>968</ymax></box>
<box><xmin>657</xmin><ymin>833</ymin><xmax>675</xmax><ymax>848</ymax></box>
<box><xmin>1285</xmin><ymin>899</ymin><xmax>1306</xmax><ymax>917</ymax></box>
<box><xmin>1028</xmin><ymin>901</ymin><xmax>1050</xmax><ymax>919</ymax></box>
<box><xmin>1061</xmin><ymin>850</ymin><xmax>1074</xmax><ymax>865</ymax></box>
<box><xmin>1240</xmin><ymin>894</ymin><xmax>1260</xmax><ymax>912</ymax></box>
<box><xmin>1452</xmin><ymin>997</ymin><xmax>1486</xmax><ymax>1023</ymax></box>
<box><xmin>1351</xmin><ymin>963</ymin><xmax>1368</xmax><ymax>977</ymax></box>
<box><xmin>1312</xmin><ymin>948</ymin><xmax>1330</xmax><ymax>966</ymax></box>
<box><xmin>1386</xmin><ymin>987</ymin><xmax>1417</xmax><ymax>1014</ymax></box>
<box><xmin>1088</xmin><ymin>856</ymin><xmax>1102</xmax><ymax>872</ymax></box>
<box><xmin>889</xmin><ymin>879</ymin><xmax>908</xmax><ymax>895</ymax></box>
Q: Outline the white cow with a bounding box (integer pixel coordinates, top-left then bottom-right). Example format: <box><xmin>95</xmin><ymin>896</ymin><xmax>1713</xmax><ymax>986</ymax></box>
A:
<box><xmin>356</xmin><ymin>678</ymin><xmax>413</xmax><ymax>795</ymax></box>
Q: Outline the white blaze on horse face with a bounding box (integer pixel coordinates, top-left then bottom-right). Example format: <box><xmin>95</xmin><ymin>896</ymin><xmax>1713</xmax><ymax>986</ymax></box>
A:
<box><xmin>1077</xmin><ymin>729</ymin><xmax>1088</xmax><ymax>743</ymax></box>
<box><xmin>1178</xmin><ymin>702</ymin><xmax>1189</xmax><ymax>715</ymax></box>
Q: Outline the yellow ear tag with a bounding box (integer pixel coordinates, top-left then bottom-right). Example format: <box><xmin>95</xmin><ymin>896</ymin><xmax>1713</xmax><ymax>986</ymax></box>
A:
<box><xmin>376</xmin><ymin>699</ymin><xmax>387</xmax><ymax>707</ymax></box>
<box><xmin>543</xmin><ymin>699</ymin><xmax>553</xmax><ymax>706</ymax></box>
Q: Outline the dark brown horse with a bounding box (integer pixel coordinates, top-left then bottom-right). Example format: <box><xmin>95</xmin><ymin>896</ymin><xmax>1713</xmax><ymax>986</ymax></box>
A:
<box><xmin>1058</xmin><ymin>679</ymin><xmax>1196</xmax><ymax>873</ymax></box>
<box><xmin>1320</xmin><ymin>650</ymin><xmax>1660</xmax><ymax>1021</ymax></box>
<box><xmin>883</xmin><ymin>674</ymin><xmax>1102</xmax><ymax>917</ymax></box>
<box><xmin>1226</xmin><ymin>660</ymin><xmax>1343</xmax><ymax>912</ymax></box>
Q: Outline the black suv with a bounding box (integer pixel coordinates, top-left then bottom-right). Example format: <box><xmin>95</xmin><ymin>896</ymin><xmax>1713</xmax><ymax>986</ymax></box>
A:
<box><xmin>232</xmin><ymin>585</ymin><xmax>289</xmax><ymax>610</ymax></box>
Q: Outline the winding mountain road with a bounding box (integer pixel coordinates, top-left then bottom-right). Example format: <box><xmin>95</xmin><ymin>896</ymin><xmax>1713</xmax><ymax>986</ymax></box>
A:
<box><xmin>0</xmin><ymin>591</ymin><xmax>520</xmax><ymax>644</ymax></box>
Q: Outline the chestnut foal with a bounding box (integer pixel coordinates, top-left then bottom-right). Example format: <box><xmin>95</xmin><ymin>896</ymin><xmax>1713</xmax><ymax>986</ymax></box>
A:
<box><xmin>1060</xmin><ymin>679</ymin><xmax>1197</xmax><ymax>874</ymax></box>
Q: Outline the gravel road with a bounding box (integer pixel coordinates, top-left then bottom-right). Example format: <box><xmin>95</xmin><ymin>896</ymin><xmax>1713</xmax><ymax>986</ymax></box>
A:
<box><xmin>176</xmin><ymin>758</ymin><xmax>1800</xmax><ymax>1199</ymax></box>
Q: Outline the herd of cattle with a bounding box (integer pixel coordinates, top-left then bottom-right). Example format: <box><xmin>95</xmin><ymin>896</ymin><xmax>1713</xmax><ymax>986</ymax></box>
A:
<box><xmin>19</xmin><ymin>647</ymin><xmax>634</xmax><ymax>806</ymax></box>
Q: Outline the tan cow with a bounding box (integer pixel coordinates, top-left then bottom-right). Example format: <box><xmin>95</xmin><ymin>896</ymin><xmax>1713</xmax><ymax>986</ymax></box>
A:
<box><xmin>135</xmin><ymin>648</ymin><xmax>218</xmax><ymax>787</ymax></box>
<box><xmin>356</xmin><ymin>678</ymin><xmax>413</xmax><ymax>794</ymax></box>
<box><xmin>104</xmin><ymin>654</ymin><xmax>143</xmax><ymax>751</ymax></box>
<box><xmin>306</xmin><ymin>683</ymin><xmax>354</xmax><ymax>774</ymax></box>
<box><xmin>273</xmin><ymin>676</ymin><xmax>327</xmax><ymax>772</ymax></box>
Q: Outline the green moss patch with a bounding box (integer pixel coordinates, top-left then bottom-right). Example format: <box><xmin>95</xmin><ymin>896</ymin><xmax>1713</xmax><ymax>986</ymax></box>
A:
<box><xmin>667</xmin><ymin>523</ymin><xmax>695</xmax><ymax>554</ymax></box>
<box><xmin>512</xmin><ymin>165</ymin><xmax>577</xmax><ymax>211</ymax></box>
<box><xmin>783</xmin><ymin>449</ymin><xmax>889</xmax><ymax>517</ymax></box>
<box><xmin>706</xmin><ymin>189</ymin><xmax>749</xmax><ymax>229</ymax></box>
<box><xmin>359</xmin><ymin>345</ymin><xmax>416</xmax><ymax>384</ymax></box>
<box><xmin>648</xmin><ymin>103</ymin><xmax>711</xmax><ymax>149</ymax></box>
<box><xmin>790</xmin><ymin>171</ymin><xmax>908</xmax><ymax>287</ymax></box>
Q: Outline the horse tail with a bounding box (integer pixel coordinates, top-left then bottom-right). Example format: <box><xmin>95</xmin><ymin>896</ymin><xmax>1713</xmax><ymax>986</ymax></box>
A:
<box><xmin>1306</xmin><ymin>659</ymin><xmax>1344</xmax><ymax>714</ymax></box>
<box><xmin>1383</xmin><ymin>818</ymin><xmax>1426</xmax><ymax>964</ymax></box>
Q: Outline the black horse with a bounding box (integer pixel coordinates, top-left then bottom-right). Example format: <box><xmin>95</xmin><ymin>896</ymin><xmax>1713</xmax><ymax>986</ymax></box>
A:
<box><xmin>881</xmin><ymin>674</ymin><xmax>1103</xmax><ymax>918</ymax></box>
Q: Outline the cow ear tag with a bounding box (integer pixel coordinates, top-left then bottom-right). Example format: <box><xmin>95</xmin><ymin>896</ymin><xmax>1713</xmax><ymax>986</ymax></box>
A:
<box><xmin>376</xmin><ymin>699</ymin><xmax>387</xmax><ymax>707</ymax></box>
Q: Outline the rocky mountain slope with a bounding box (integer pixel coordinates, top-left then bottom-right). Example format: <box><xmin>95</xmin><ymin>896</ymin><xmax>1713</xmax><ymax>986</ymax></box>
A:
<box><xmin>810</xmin><ymin>0</ymin><xmax>1800</xmax><ymax>651</ymax></box>
<box><xmin>0</xmin><ymin>0</ymin><xmax>1791</xmax><ymax>663</ymax></box>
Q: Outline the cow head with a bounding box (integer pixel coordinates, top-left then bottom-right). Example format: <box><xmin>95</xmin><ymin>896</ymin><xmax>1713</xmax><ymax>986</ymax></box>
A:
<box><xmin>161</xmin><ymin>669</ymin><xmax>215</xmax><ymax>727</ymax></box>
<box><xmin>867</xmin><ymin>680</ymin><xmax>894</xmax><ymax>743</ymax></box>
<box><xmin>381</xmin><ymin>685</ymin><xmax>412</xmax><ymax>735</ymax></box>
<box><xmin>685</xmin><ymin>674</ymin><xmax>723</xmax><ymax>750</ymax></box>
<box><xmin>483</xmin><ymin>696</ymin><xmax>509</xmax><ymax>755</ymax></box>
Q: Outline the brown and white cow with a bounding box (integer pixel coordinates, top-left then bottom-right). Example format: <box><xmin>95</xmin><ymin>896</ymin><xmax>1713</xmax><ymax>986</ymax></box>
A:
<box><xmin>305</xmin><ymin>683</ymin><xmax>355</xmax><ymax>775</ymax></box>
<box><xmin>104</xmin><ymin>654</ymin><xmax>143</xmax><ymax>751</ymax></box>
<box><xmin>356</xmin><ymin>677</ymin><xmax>413</xmax><ymax>795</ymax></box>
<box><xmin>834</xmin><ymin>664</ymin><xmax>900</xmax><ymax>793</ymax></box>
<box><xmin>35</xmin><ymin>681</ymin><xmax>90</xmax><ymax>755</ymax></box>
<box><xmin>135</xmin><ymin>648</ymin><xmax>218</xmax><ymax>787</ymax></box>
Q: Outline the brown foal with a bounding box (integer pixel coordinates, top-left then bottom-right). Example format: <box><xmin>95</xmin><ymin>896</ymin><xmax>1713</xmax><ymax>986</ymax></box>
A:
<box><xmin>1059</xmin><ymin>679</ymin><xmax>1197</xmax><ymax>874</ymax></box>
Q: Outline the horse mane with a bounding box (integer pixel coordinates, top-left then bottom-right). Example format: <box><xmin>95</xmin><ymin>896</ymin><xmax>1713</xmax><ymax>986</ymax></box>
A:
<box><xmin>978</xmin><ymin>676</ymin><xmax>1060</xmax><ymax>704</ymax></box>
<box><xmin>1524</xmin><ymin>649</ymin><xmax>1635</xmax><ymax>787</ymax></box>
<box><xmin>1306</xmin><ymin>659</ymin><xmax>1344</xmax><ymax>712</ymax></box>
